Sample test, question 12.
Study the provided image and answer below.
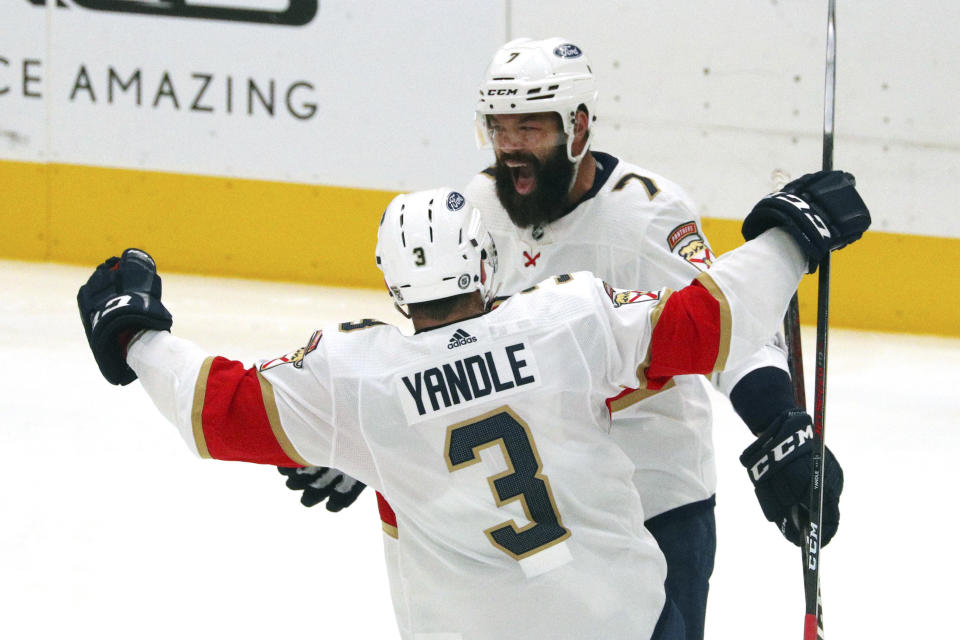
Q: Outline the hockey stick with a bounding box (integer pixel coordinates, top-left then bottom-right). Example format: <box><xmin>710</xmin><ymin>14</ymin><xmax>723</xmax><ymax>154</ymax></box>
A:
<box><xmin>783</xmin><ymin>300</ymin><xmax>806</xmax><ymax>409</ymax></box>
<box><xmin>799</xmin><ymin>3</ymin><xmax>836</xmax><ymax>640</ymax></box>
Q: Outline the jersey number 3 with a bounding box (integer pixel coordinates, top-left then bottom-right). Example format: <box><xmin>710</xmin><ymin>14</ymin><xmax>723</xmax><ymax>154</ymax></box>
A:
<box><xmin>445</xmin><ymin>407</ymin><xmax>570</xmax><ymax>560</ymax></box>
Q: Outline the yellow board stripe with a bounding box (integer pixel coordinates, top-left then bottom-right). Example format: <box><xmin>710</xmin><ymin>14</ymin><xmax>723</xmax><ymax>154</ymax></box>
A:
<box><xmin>257</xmin><ymin>372</ymin><xmax>311</xmax><ymax>467</ymax></box>
<box><xmin>191</xmin><ymin>356</ymin><xmax>215</xmax><ymax>459</ymax></box>
<box><xmin>701</xmin><ymin>216</ymin><xmax>960</xmax><ymax>337</ymax></box>
<box><xmin>693</xmin><ymin>271</ymin><xmax>732</xmax><ymax>373</ymax></box>
<box><xmin>0</xmin><ymin>159</ymin><xmax>396</xmax><ymax>288</ymax></box>
<box><xmin>3</xmin><ymin>159</ymin><xmax>959</xmax><ymax>337</ymax></box>
<box><xmin>381</xmin><ymin>522</ymin><xmax>399</xmax><ymax>539</ymax></box>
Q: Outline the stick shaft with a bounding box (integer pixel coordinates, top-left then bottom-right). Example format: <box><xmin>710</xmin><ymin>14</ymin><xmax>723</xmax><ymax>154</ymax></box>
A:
<box><xmin>802</xmin><ymin>3</ymin><xmax>836</xmax><ymax>639</ymax></box>
<box><xmin>784</xmin><ymin>298</ymin><xmax>806</xmax><ymax>408</ymax></box>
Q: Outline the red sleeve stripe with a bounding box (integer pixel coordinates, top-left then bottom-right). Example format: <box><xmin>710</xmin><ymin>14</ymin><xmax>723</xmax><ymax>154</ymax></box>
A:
<box><xmin>377</xmin><ymin>491</ymin><xmax>399</xmax><ymax>539</ymax></box>
<box><xmin>641</xmin><ymin>274</ymin><xmax>731</xmax><ymax>388</ymax></box>
<box><xmin>190</xmin><ymin>356</ymin><xmax>309</xmax><ymax>467</ymax></box>
<box><xmin>631</xmin><ymin>289</ymin><xmax>674</xmax><ymax>390</ymax></box>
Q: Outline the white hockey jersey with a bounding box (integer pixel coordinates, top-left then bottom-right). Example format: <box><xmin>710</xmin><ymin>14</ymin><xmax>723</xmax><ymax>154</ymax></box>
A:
<box><xmin>466</xmin><ymin>152</ymin><xmax>789</xmax><ymax>517</ymax></box>
<box><xmin>127</xmin><ymin>230</ymin><xmax>805</xmax><ymax>640</ymax></box>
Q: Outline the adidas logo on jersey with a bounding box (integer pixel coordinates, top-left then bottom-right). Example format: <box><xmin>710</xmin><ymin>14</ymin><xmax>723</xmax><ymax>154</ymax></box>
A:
<box><xmin>448</xmin><ymin>329</ymin><xmax>477</xmax><ymax>349</ymax></box>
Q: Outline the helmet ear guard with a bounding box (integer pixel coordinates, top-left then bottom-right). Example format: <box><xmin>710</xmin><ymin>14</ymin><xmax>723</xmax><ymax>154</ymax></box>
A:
<box><xmin>375</xmin><ymin>188</ymin><xmax>499</xmax><ymax>316</ymax></box>
<box><xmin>474</xmin><ymin>36</ymin><xmax>598</xmax><ymax>163</ymax></box>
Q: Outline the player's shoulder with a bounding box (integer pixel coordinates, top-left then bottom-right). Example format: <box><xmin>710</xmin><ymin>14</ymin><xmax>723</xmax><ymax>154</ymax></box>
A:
<box><xmin>464</xmin><ymin>166</ymin><xmax>515</xmax><ymax>231</ymax></box>
<box><xmin>594</xmin><ymin>152</ymin><xmax>697</xmax><ymax>214</ymax></box>
<box><xmin>323</xmin><ymin>317</ymin><xmax>415</xmax><ymax>358</ymax></box>
<box><xmin>464</xmin><ymin>166</ymin><xmax>496</xmax><ymax>198</ymax></box>
<box><xmin>494</xmin><ymin>271</ymin><xmax>605</xmax><ymax>316</ymax></box>
<box><xmin>329</xmin><ymin>318</ymin><xmax>397</xmax><ymax>338</ymax></box>
<box><xmin>285</xmin><ymin>319</ymin><xmax>405</xmax><ymax>368</ymax></box>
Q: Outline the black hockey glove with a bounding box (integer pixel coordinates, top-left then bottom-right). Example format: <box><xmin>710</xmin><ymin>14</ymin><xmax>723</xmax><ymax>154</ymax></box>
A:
<box><xmin>77</xmin><ymin>248</ymin><xmax>172</xmax><ymax>386</ymax></box>
<box><xmin>277</xmin><ymin>466</ymin><xmax>367</xmax><ymax>512</ymax></box>
<box><xmin>739</xmin><ymin>410</ymin><xmax>843</xmax><ymax>547</ymax></box>
<box><xmin>742</xmin><ymin>170</ymin><xmax>871</xmax><ymax>273</ymax></box>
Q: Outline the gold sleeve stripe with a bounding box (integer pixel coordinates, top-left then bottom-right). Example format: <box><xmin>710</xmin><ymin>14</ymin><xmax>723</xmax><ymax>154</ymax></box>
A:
<box><xmin>382</xmin><ymin>522</ymin><xmax>399</xmax><ymax>539</ymax></box>
<box><xmin>649</xmin><ymin>289</ymin><xmax>673</xmax><ymax>330</ymax></box>
<box><xmin>694</xmin><ymin>271</ymin><xmax>733</xmax><ymax>372</ymax></box>
<box><xmin>256</xmin><ymin>372</ymin><xmax>311</xmax><ymax>467</ymax></box>
<box><xmin>608</xmin><ymin>378</ymin><xmax>677</xmax><ymax>413</ymax></box>
<box><xmin>191</xmin><ymin>357</ymin><xmax>215</xmax><ymax>459</ymax></box>
<box><xmin>634</xmin><ymin>289</ymin><xmax>675</xmax><ymax>388</ymax></box>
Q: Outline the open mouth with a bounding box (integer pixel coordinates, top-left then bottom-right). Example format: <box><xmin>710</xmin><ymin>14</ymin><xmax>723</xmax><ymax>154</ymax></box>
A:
<box><xmin>506</xmin><ymin>160</ymin><xmax>536</xmax><ymax>195</ymax></box>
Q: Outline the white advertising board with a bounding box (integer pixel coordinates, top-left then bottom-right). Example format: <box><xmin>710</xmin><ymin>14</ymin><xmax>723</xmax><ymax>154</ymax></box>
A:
<box><xmin>511</xmin><ymin>0</ymin><xmax>960</xmax><ymax>238</ymax></box>
<box><xmin>2</xmin><ymin>0</ymin><xmax>502</xmax><ymax>190</ymax></box>
<box><xmin>3</xmin><ymin>1</ymin><xmax>958</xmax><ymax>236</ymax></box>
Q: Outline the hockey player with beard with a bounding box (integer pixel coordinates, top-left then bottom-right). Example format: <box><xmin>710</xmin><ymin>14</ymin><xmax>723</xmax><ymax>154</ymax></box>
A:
<box><xmin>458</xmin><ymin>37</ymin><xmax>847</xmax><ymax>639</ymax></box>
<box><xmin>78</xmin><ymin>178</ymin><xmax>868</xmax><ymax>639</ymax></box>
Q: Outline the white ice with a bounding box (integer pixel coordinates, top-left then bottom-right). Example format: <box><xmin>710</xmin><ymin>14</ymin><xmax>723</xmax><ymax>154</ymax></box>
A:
<box><xmin>2</xmin><ymin>259</ymin><xmax>957</xmax><ymax>639</ymax></box>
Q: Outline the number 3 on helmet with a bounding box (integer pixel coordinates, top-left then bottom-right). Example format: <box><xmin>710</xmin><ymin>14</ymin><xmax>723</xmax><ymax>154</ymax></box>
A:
<box><xmin>375</xmin><ymin>188</ymin><xmax>499</xmax><ymax>314</ymax></box>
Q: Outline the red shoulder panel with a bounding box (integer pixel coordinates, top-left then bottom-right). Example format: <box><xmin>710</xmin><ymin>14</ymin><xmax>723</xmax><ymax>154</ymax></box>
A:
<box><xmin>644</xmin><ymin>281</ymin><xmax>721</xmax><ymax>388</ymax></box>
<box><xmin>198</xmin><ymin>357</ymin><xmax>304</xmax><ymax>467</ymax></box>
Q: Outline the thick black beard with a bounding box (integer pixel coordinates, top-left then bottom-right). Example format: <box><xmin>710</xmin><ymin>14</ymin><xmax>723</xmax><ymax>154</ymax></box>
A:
<box><xmin>493</xmin><ymin>144</ymin><xmax>576</xmax><ymax>229</ymax></box>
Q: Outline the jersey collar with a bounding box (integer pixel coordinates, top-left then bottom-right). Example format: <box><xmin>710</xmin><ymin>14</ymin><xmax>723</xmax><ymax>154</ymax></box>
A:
<box><xmin>553</xmin><ymin>151</ymin><xmax>620</xmax><ymax>222</ymax></box>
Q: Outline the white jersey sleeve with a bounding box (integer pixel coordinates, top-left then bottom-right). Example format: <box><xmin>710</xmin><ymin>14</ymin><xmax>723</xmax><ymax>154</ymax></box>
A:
<box><xmin>126</xmin><ymin>327</ymin><xmax>343</xmax><ymax>468</ymax></box>
<box><xmin>590</xmin><ymin>227</ymin><xmax>805</xmax><ymax>393</ymax></box>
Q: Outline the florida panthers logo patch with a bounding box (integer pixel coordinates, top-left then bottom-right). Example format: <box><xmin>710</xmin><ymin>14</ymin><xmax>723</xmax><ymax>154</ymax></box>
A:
<box><xmin>259</xmin><ymin>329</ymin><xmax>323</xmax><ymax>371</ymax></box>
<box><xmin>668</xmin><ymin>221</ymin><xmax>714</xmax><ymax>271</ymax></box>
<box><xmin>604</xmin><ymin>282</ymin><xmax>660</xmax><ymax>308</ymax></box>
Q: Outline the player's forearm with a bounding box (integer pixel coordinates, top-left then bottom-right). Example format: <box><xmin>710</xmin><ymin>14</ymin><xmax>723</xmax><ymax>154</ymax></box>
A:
<box><xmin>127</xmin><ymin>330</ymin><xmax>313</xmax><ymax>467</ymax></box>
<box><xmin>712</xmin><ymin>339</ymin><xmax>789</xmax><ymax>397</ymax></box>
<box><xmin>728</xmin><ymin>366</ymin><xmax>796</xmax><ymax>435</ymax></box>
<box><xmin>126</xmin><ymin>329</ymin><xmax>211</xmax><ymax>457</ymax></box>
<box><xmin>641</xmin><ymin>227</ymin><xmax>804</xmax><ymax>387</ymax></box>
<box><xmin>702</xmin><ymin>228</ymin><xmax>805</xmax><ymax>371</ymax></box>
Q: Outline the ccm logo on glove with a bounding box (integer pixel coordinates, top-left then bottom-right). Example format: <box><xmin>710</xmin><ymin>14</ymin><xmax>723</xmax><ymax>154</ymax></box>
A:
<box><xmin>770</xmin><ymin>192</ymin><xmax>832</xmax><ymax>239</ymax></box>
<box><xmin>91</xmin><ymin>295</ymin><xmax>134</xmax><ymax>330</ymax></box>
<box><xmin>747</xmin><ymin>420</ymin><xmax>814</xmax><ymax>482</ymax></box>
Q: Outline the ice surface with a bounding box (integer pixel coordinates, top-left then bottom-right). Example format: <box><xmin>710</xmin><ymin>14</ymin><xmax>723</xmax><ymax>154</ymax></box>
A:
<box><xmin>2</xmin><ymin>259</ymin><xmax>956</xmax><ymax>639</ymax></box>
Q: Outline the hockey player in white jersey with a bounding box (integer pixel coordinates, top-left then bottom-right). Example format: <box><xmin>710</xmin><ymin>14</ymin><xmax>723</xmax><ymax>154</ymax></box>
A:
<box><xmin>277</xmin><ymin>38</ymin><xmax>849</xmax><ymax>640</ymax></box>
<box><xmin>464</xmin><ymin>37</ymin><xmax>847</xmax><ymax>640</ymax></box>
<box><xmin>78</xmin><ymin>177</ymin><xmax>868</xmax><ymax>639</ymax></box>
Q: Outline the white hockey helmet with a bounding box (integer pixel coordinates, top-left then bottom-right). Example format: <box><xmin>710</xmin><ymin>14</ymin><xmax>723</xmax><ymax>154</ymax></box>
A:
<box><xmin>375</xmin><ymin>188</ymin><xmax>498</xmax><ymax>311</ymax></box>
<box><xmin>475</xmin><ymin>37</ymin><xmax>598</xmax><ymax>162</ymax></box>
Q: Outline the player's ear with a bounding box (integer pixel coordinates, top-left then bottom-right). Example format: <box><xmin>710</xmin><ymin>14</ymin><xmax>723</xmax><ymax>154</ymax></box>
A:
<box><xmin>575</xmin><ymin>107</ymin><xmax>590</xmax><ymax>138</ymax></box>
<box><xmin>570</xmin><ymin>107</ymin><xmax>590</xmax><ymax>156</ymax></box>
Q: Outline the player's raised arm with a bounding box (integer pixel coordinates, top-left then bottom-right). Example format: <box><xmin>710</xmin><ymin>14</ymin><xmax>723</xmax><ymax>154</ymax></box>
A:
<box><xmin>77</xmin><ymin>249</ymin><xmax>327</xmax><ymax>467</ymax></box>
<box><xmin>639</xmin><ymin>170</ymin><xmax>869</xmax><ymax>387</ymax></box>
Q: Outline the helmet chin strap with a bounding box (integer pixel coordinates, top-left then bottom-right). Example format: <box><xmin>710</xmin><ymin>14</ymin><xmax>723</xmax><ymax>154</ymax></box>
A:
<box><xmin>481</xmin><ymin>279</ymin><xmax>501</xmax><ymax>312</ymax></box>
<box><xmin>564</xmin><ymin>120</ymin><xmax>590</xmax><ymax>193</ymax></box>
<box><xmin>567</xmin><ymin>154</ymin><xmax>584</xmax><ymax>194</ymax></box>
<box><xmin>478</xmin><ymin>255</ymin><xmax>500</xmax><ymax>312</ymax></box>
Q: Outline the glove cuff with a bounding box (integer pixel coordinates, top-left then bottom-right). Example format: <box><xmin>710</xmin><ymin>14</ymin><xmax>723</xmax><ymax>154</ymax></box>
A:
<box><xmin>742</xmin><ymin>199</ymin><xmax>825</xmax><ymax>273</ymax></box>
<box><xmin>90</xmin><ymin>304</ymin><xmax>172</xmax><ymax>385</ymax></box>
